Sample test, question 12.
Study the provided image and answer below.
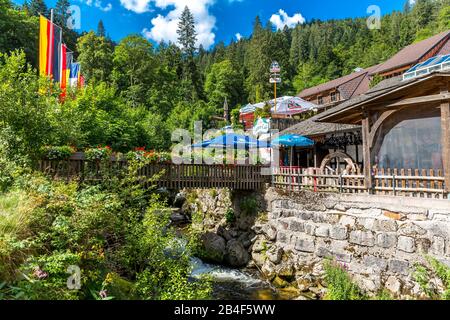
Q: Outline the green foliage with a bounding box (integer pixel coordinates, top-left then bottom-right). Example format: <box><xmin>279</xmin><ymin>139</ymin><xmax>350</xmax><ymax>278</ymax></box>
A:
<box><xmin>40</xmin><ymin>146</ymin><xmax>75</xmax><ymax>161</ymax></box>
<box><xmin>84</xmin><ymin>146</ymin><xmax>112</xmax><ymax>161</ymax></box>
<box><xmin>414</xmin><ymin>256</ymin><xmax>450</xmax><ymax>300</ymax></box>
<box><xmin>253</xmin><ymin>103</ymin><xmax>271</xmax><ymax>120</ymax></box>
<box><xmin>76</xmin><ymin>31</ymin><xmax>113</xmax><ymax>83</ymax></box>
<box><xmin>225</xmin><ymin>208</ymin><xmax>236</xmax><ymax>224</ymax></box>
<box><xmin>205</xmin><ymin>60</ymin><xmax>241</xmax><ymax>110</ymax></box>
<box><xmin>323</xmin><ymin>260</ymin><xmax>366</xmax><ymax>300</ymax></box>
<box><xmin>239</xmin><ymin>196</ymin><xmax>258</xmax><ymax>216</ymax></box>
<box><xmin>0</xmin><ymin>161</ymin><xmax>212</xmax><ymax>300</ymax></box>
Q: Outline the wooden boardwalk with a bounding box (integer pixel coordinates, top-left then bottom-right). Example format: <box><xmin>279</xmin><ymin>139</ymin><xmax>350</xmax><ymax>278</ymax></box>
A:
<box><xmin>39</xmin><ymin>159</ymin><xmax>270</xmax><ymax>190</ymax></box>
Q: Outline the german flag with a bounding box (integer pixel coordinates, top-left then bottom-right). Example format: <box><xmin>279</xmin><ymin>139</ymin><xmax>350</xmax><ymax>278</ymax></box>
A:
<box><xmin>39</xmin><ymin>15</ymin><xmax>62</xmax><ymax>80</ymax></box>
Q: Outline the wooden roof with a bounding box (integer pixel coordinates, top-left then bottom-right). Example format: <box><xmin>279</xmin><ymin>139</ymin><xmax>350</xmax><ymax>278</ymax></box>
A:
<box><xmin>370</xmin><ymin>30</ymin><xmax>450</xmax><ymax>76</ymax></box>
<box><xmin>280</xmin><ymin>113</ymin><xmax>360</xmax><ymax>137</ymax></box>
<box><xmin>317</xmin><ymin>71</ymin><xmax>450</xmax><ymax>125</ymax></box>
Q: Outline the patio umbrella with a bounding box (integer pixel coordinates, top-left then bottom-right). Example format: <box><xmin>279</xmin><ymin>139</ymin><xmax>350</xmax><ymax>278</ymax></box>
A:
<box><xmin>193</xmin><ymin>134</ymin><xmax>270</xmax><ymax>149</ymax></box>
<box><xmin>272</xmin><ymin>134</ymin><xmax>315</xmax><ymax>167</ymax></box>
<box><xmin>272</xmin><ymin>134</ymin><xmax>315</xmax><ymax>147</ymax></box>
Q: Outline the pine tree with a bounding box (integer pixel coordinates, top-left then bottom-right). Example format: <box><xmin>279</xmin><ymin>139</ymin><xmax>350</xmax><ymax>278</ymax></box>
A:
<box><xmin>176</xmin><ymin>6</ymin><xmax>203</xmax><ymax>100</ymax></box>
<box><xmin>177</xmin><ymin>6</ymin><xmax>197</xmax><ymax>58</ymax></box>
<box><xmin>54</xmin><ymin>0</ymin><xmax>70</xmax><ymax>27</ymax></box>
<box><xmin>28</xmin><ymin>0</ymin><xmax>48</xmax><ymax>17</ymax></box>
<box><xmin>97</xmin><ymin>20</ymin><xmax>106</xmax><ymax>37</ymax></box>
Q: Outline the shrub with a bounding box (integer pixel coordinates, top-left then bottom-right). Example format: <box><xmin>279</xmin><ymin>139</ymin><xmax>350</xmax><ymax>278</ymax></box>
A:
<box><xmin>239</xmin><ymin>196</ymin><xmax>258</xmax><ymax>216</ymax></box>
<box><xmin>414</xmin><ymin>256</ymin><xmax>450</xmax><ymax>300</ymax></box>
<box><xmin>40</xmin><ymin>146</ymin><xmax>76</xmax><ymax>161</ymax></box>
<box><xmin>225</xmin><ymin>208</ymin><xmax>236</xmax><ymax>224</ymax></box>
<box><xmin>323</xmin><ymin>260</ymin><xmax>366</xmax><ymax>300</ymax></box>
<box><xmin>85</xmin><ymin>146</ymin><xmax>112</xmax><ymax>161</ymax></box>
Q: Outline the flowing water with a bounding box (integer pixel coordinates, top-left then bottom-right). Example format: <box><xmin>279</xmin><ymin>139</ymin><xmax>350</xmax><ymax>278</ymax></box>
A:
<box><xmin>190</xmin><ymin>257</ymin><xmax>300</xmax><ymax>300</ymax></box>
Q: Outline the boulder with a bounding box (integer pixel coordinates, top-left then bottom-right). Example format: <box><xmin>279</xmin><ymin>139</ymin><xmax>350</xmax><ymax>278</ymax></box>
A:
<box><xmin>200</xmin><ymin>232</ymin><xmax>226</xmax><ymax>263</ymax></box>
<box><xmin>226</xmin><ymin>240</ymin><xmax>250</xmax><ymax>267</ymax></box>
<box><xmin>267</xmin><ymin>246</ymin><xmax>283</xmax><ymax>264</ymax></box>
<box><xmin>217</xmin><ymin>226</ymin><xmax>233</xmax><ymax>241</ymax></box>
<box><xmin>173</xmin><ymin>192</ymin><xmax>186</xmax><ymax>208</ymax></box>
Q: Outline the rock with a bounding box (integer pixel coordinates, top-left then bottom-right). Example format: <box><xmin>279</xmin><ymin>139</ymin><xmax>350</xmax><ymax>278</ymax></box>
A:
<box><xmin>388</xmin><ymin>259</ymin><xmax>409</xmax><ymax>275</ymax></box>
<box><xmin>315</xmin><ymin>225</ymin><xmax>330</xmax><ymax>238</ymax></box>
<box><xmin>289</xmin><ymin>220</ymin><xmax>305</xmax><ymax>232</ymax></box>
<box><xmin>294</xmin><ymin>237</ymin><xmax>315</xmax><ymax>253</ymax></box>
<box><xmin>217</xmin><ymin>226</ymin><xmax>233</xmax><ymax>241</ymax></box>
<box><xmin>385</xmin><ymin>276</ymin><xmax>402</xmax><ymax>294</ymax></box>
<box><xmin>276</xmin><ymin>263</ymin><xmax>295</xmax><ymax>278</ymax></box>
<box><xmin>373</xmin><ymin>219</ymin><xmax>397</xmax><ymax>232</ymax></box>
<box><xmin>173</xmin><ymin>192</ymin><xmax>186</xmax><ymax>208</ymax></box>
<box><xmin>252</xmin><ymin>238</ymin><xmax>267</xmax><ymax>253</ymax></box>
<box><xmin>376</xmin><ymin>233</ymin><xmax>397</xmax><ymax>248</ymax></box>
<box><xmin>262</xmin><ymin>260</ymin><xmax>276</xmax><ymax>279</ymax></box>
<box><xmin>397</xmin><ymin>236</ymin><xmax>416</xmax><ymax>253</ymax></box>
<box><xmin>431</xmin><ymin>236</ymin><xmax>446</xmax><ymax>256</ymax></box>
<box><xmin>226</xmin><ymin>240</ymin><xmax>250</xmax><ymax>267</ymax></box>
<box><xmin>267</xmin><ymin>246</ymin><xmax>283</xmax><ymax>264</ymax></box>
<box><xmin>330</xmin><ymin>226</ymin><xmax>348</xmax><ymax>240</ymax></box>
<box><xmin>398</xmin><ymin>222</ymin><xmax>426</xmax><ymax>237</ymax></box>
<box><xmin>294</xmin><ymin>295</ymin><xmax>309</xmax><ymax>300</ymax></box>
<box><xmin>170</xmin><ymin>211</ymin><xmax>188</xmax><ymax>225</ymax></box>
<box><xmin>262</xmin><ymin>224</ymin><xmax>277</xmax><ymax>241</ymax></box>
<box><xmin>349</xmin><ymin>230</ymin><xmax>375</xmax><ymax>247</ymax></box>
<box><xmin>251</xmin><ymin>251</ymin><xmax>266</xmax><ymax>267</ymax></box>
<box><xmin>200</xmin><ymin>232</ymin><xmax>226</xmax><ymax>263</ymax></box>
<box><xmin>272</xmin><ymin>276</ymin><xmax>289</xmax><ymax>288</ymax></box>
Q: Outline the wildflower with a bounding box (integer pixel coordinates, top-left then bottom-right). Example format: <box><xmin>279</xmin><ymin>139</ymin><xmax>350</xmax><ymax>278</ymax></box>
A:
<box><xmin>99</xmin><ymin>290</ymin><xmax>108</xmax><ymax>299</ymax></box>
<box><xmin>33</xmin><ymin>267</ymin><xmax>49</xmax><ymax>280</ymax></box>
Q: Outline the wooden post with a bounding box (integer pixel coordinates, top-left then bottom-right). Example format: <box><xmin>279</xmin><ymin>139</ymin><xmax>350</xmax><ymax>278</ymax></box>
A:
<box><xmin>441</xmin><ymin>82</ymin><xmax>450</xmax><ymax>195</ymax></box>
<box><xmin>361</xmin><ymin>113</ymin><xmax>372</xmax><ymax>192</ymax></box>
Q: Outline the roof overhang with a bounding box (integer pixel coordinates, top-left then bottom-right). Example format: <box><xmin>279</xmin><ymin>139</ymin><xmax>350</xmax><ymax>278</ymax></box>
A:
<box><xmin>317</xmin><ymin>72</ymin><xmax>450</xmax><ymax>125</ymax></box>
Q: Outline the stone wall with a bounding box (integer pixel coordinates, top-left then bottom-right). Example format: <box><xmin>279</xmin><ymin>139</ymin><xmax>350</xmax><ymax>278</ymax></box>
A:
<box><xmin>251</xmin><ymin>188</ymin><xmax>450</xmax><ymax>298</ymax></box>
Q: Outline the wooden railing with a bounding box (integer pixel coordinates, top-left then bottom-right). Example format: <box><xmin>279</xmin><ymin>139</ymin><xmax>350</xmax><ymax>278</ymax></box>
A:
<box><xmin>38</xmin><ymin>159</ymin><xmax>271</xmax><ymax>190</ymax></box>
<box><xmin>272</xmin><ymin>167</ymin><xmax>447</xmax><ymax>199</ymax></box>
<box><xmin>373</xmin><ymin>168</ymin><xmax>446</xmax><ymax>199</ymax></box>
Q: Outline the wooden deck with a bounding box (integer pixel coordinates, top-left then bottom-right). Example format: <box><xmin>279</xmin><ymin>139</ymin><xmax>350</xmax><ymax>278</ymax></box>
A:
<box><xmin>38</xmin><ymin>159</ymin><xmax>271</xmax><ymax>190</ymax></box>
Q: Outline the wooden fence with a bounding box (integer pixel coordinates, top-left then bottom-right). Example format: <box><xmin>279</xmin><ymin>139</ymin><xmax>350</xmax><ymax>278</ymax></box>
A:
<box><xmin>38</xmin><ymin>159</ymin><xmax>270</xmax><ymax>190</ymax></box>
<box><xmin>272</xmin><ymin>167</ymin><xmax>447</xmax><ymax>199</ymax></box>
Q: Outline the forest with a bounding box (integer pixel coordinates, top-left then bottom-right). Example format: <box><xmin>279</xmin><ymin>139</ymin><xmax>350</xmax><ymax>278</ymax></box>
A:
<box><xmin>0</xmin><ymin>0</ymin><xmax>449</xmax><ymax>300</ymax></box>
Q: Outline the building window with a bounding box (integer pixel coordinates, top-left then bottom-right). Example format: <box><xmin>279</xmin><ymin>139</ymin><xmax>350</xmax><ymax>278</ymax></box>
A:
<box><xmin>331</xmin><ymin>92</ymin><xmax>337</xmax><ymax>102</ymax></box>
<box><xmin>318</xmin><ymin>96</ymin><xmax>323</xmax><ymax>105</ymax></box>
<box><xmin>373</xmin><ymin>107</ymin><xmax>442</xmax><ymax>170</ymax></box>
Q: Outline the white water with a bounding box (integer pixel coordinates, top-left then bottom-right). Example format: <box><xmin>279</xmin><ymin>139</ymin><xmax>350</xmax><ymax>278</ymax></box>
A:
<box><xmin>191</xmin><ymin>257</ymin><xmax>264</xmax><ymax>286</ymax></box>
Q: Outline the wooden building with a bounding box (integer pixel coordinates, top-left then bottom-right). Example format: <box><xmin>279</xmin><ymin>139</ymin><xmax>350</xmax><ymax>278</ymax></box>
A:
<box><xmin>318</xmin><ymin>69</ymin><xmax>450</xmax><ymax>195</ymax></box>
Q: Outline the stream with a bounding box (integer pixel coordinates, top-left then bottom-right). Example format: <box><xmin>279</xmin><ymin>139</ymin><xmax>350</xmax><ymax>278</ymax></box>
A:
<box><xmin>190</xmin><ymin>257</ymin><xmax>300</xmax><ymax>300</ymax></box>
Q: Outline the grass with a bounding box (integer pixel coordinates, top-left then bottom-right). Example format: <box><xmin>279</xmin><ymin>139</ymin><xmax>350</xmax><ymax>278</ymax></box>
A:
<box><xmin>0</xmin><ymin>191</ymin><xmax>36</xmax><ymax>281</ymax></box>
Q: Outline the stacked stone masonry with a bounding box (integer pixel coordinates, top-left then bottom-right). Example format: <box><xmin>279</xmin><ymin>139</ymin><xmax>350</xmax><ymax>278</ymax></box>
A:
<box><xmin>255</xmin><ymin>189</ymin><xmax>450</xmax><ymax>297</ymax></box>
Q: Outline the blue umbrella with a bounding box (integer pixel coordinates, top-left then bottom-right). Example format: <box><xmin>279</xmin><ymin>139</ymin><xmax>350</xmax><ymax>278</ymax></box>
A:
<box><xmin>272</xmin><ymin>134</ymin><xmax>315</xmax><ymax>147</ymax></box>
<box><xmin>193</xmin><ymin>134</ymin><xmax>270</xmax><ymax>149</ymax></box>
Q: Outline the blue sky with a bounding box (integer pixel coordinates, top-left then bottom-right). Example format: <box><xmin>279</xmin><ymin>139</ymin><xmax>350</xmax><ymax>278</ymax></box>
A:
<box><xmin>15</xmin><ymin>0</ymin><xmax>409</xmax><ymax>49</ymax></box>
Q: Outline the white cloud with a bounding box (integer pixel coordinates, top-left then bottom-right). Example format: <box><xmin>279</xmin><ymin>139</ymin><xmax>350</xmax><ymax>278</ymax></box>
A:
<box><xmin>121</xmin><ymin>0</ymin><xmax>216</xmax><ymax>49</ymax></box>
<box><xmin>235</xmin><ymin>33</ymin><xmax>242</xmax><ymax>41</ymax></box>
<box><xmin>80</xmin><ymin>0</ymin><xmax>112</xmax><ymax>12</ymax></box>
<box><xmin>119</xmin><ymin>0</ymin><xmax>151</xmax><ymax>13</ymax></box>
<box><xmin>270</xmin><ymin>9</ymin><xmax>305</xmax><ymax>30</ymax></box>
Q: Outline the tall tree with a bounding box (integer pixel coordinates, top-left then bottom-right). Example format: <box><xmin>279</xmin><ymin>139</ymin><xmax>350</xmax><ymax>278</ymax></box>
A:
<box><xmin>54</xmin><ymin>0</ymin><xmax>70</xmax><ymax>28</ymax></box>
<box><xmin>176</xmin><ymin>6</ymin><xmax>203</xmax><ymax>100</ymax></box>
<box><xmin>28</xmin><ymin>0</ymin><xmax>48</xmax><ymax>17</ymax></box>
<box><xmin>97</xmin><ymin>20</ymin><xmax>106</xmax><ymax>37</ymax></box>
<box><xmin>112</xmin><ymin>35</ymin><xmax>156</xmax><ymax>106</ymax></box>
<box><xmin>177</xmin><ymin>6</ymin><xmax>196</xmax><ymax>59</ymax></box>
<box><xmin>76</xmin><ymin>31</ymin><xmax>113</xmax><ymax>83</ymax></box>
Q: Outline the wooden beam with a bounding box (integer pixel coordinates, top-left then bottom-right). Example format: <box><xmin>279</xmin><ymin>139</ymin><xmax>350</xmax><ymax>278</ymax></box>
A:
<box><xmin>441</xmin><ymin>83</ymin><xmax>450</xmax><ymax>194</ymax></box>
<box><xmin>383</xmin><ymin>93</ymin><xmax>450</xmax><ymax>109</ymax></box>
<box><xmin>368</xmin><ymin>108</ymin><xmax>403</xmax><ymax>148</ymax></box>
<box><xmin>361</xmin><ymin>114</ymin><xmax>372</xmax><ymax>191</ymax></box>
